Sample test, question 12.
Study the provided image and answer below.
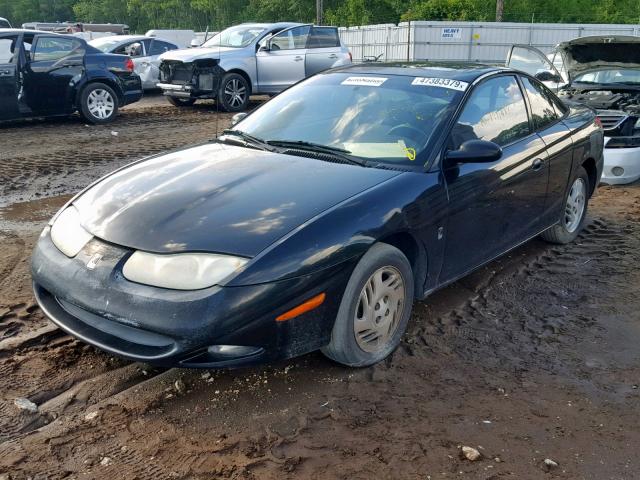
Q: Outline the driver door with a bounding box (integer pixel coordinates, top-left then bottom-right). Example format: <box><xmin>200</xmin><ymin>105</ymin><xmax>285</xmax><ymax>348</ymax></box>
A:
<box><xmin>256</xmin><ymin>25</ymin><xmax>310</xmax><ymax>93</ymax></box>
<box><xmin>0</xmin><ymin>34</ymin><xmax>20</xmax><ymax>120</ymax></box>
<box><xmin>506</xmin><ymin>45</ymin><xmax>565</xmax><ymax>92</ymax></box>
<box><xmin>23</xmin><ymin>35</ymin><xmax>85</xmax><ymax>114</ymax></box>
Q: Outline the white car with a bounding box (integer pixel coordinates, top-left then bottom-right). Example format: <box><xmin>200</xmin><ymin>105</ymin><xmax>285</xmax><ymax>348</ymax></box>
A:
<box><xmin>89</xmin><ymin>35</ymin><xmax>179</xmax><ymax>89</ymax></box>
<box><xmin>507</xmin><ymin>36</ymin><xmax>640</xmax><ymax>185</ymax></box>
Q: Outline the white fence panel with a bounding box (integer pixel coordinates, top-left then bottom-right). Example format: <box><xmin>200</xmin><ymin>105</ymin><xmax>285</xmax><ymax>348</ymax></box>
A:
<box><xmin>340</xmin><ymin>20</ymin><xmax>640</xmax><ymax>64</ymax></box>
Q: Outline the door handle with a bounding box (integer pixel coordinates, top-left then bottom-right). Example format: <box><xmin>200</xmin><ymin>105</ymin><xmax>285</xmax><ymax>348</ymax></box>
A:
<box><xmin>532</xmin><ymin>158</ymin><xmax>544</xmax><ymax>171</ymax></box>
<box><xmin>328</xmin><ymin>54</ymin><xmax>338</xmax><ymax>59</ymax></box>
<box><xmin>294</xmin><ymin>56</ymin><xmax>303</xmax><ymax>62</ymax></box>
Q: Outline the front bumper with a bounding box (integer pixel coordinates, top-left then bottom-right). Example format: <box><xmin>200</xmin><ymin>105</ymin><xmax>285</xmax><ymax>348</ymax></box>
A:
<box><xmin>31</xmin><ymin>231</ymin><xmax>353</xmax><ymax>368</ymax></box>
<box><xmin>601</xmin><ymin>137</ymin><xmax>640</xmax><ymax>185</ymax></box>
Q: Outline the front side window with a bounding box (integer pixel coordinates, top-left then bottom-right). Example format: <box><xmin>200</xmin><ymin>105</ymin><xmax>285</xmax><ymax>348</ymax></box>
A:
<box><xmin>521</xmin><ymin>77</ymin><xmax>561</xmax><ymax>130</ymax></box>
<box><xmin>270</xmin><ymin>26</ymin><xmax>310</xmax><ymax>51</ymax></box>
<box><xmin>308</xmin><ymin>27</ymin><xmax>340</xmax><ymax>48</ymax></box>
<box><xmin>202</xmin><ymin>25</ymin><xmax>266</xmax><ymax>48</ymax></box>
<box><xmin>0</xmin><ymin>36</ymin><xmax>18</xmax><ymax>63</ymax></box>
<box><xmin>235</xmin><ymin>72</ymin><xmax>464</xmax><ymax>167</ymax></box>
<box><xmin>32</xmin><ymin>37</ymin><xmax>82</xmax><ymax>62</ymax></box>
<box><xmin>150</xmin><ymin>40</ymin><xmax>176</xmax><ymax>56</ymax></box>
<box><xmin>452</xmin><ymin>75</ymin><xmax>530</xmax><ymax>148</ymax></box>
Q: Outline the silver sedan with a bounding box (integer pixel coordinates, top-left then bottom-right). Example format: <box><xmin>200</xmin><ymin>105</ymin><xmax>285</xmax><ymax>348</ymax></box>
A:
<box><xmin>89</xmin><ymin>35</ymin><xmax>179</xmax><ymax>89</ymax></box>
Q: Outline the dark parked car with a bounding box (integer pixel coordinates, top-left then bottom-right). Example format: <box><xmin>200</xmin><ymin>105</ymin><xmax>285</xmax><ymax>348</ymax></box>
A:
<box><xmin>0</xmin><ymin>29</ymin><xmax>142</xmax><ymax>124</ymax></box>
<box><xmin>32</xmin><ymin>63</ymin><xmax>603</xmax><ymax>368</ymax></box>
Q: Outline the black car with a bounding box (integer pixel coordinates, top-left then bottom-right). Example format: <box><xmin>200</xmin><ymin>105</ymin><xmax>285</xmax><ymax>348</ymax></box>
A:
<box><xmin>0</xmin><ymin>29</ymin><xmax>142</xmax><ymax>124</ymax></box>
<box><xmin>31</xmin><ymin>63</ymin><xmax>604</xmax><ymax>368</ymax></box>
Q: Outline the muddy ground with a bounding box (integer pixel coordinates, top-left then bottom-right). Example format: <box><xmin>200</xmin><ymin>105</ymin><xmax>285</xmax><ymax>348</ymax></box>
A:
<box><xmin>1</xmin><ymin>95</ymin><xmax>639</xmax><ymax>479</ymax></box>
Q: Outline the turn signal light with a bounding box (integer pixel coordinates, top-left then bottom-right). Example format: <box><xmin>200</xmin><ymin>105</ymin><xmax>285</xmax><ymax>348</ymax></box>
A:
<box><xmin>276</xmin><ymin>293</ymin><xmax>326</xmax><ymax>322</ymax></box>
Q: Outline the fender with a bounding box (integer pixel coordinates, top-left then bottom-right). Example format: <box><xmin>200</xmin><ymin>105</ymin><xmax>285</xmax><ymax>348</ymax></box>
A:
<box><xmin>228</xmin><ymin>171</ymin><xmax>448</xmax><ymax>296</ymax></box>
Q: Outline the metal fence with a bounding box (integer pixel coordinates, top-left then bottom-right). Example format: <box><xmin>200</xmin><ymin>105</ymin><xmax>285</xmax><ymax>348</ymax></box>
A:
<box><xmin>339</xmin><ymin>21</ymin><xmax>640</xmax><ymax>64</ymax></box>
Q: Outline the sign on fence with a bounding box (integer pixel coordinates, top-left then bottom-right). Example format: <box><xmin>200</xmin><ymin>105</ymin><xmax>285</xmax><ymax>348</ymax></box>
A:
<box><xmin>441</xmin><ymin>27</ymin><xmax>462</xmax><ymax>40</ymax></box>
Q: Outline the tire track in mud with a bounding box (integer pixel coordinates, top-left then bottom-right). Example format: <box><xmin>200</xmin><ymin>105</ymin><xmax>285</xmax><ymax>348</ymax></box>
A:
<box><xmin>405</xmin><ymin>216</ymin><xmax>640</xmax><ymax>369</ymax></box>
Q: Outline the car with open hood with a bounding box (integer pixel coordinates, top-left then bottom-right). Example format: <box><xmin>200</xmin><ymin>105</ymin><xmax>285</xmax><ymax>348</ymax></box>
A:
<box><xmin>507</xmin><ymin>36</ymin><xmax>640</xmax><ymax>185</ymax></box>
<box><xmin>156</xmin><ymin>22</ymin><xmax>352</xmax><ymax>111</ymax></box>
<box><xmin>32</xmin><ymin>63</ymin><xmax>603</xmax><ymax>368</ymax></box>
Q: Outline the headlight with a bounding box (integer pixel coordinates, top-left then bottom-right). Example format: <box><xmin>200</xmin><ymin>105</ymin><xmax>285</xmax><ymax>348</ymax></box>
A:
<box><xmin>50</xmin><ymin>206</ymin><xmax>93</xmax><ymax>257</ymax></box>
<box><xmin>122</xmin><ymin>251</ymin><xmax>248</xmax><ymax>290</ymax></box>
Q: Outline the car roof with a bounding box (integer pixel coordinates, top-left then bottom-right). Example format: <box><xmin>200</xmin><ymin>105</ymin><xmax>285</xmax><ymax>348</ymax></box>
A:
<box><xmin>89</xmin><ymin>34</ymin><xmax>149</xmax><ymax>43</ymax></box>
<box><xmin>329</xmin><ymin>62</ymin><xmax>510</xmax><ymax>82</ymax></box>
<box><xmin>235</xmin><ymin>22</ymin><xmax>303</xmax><ymax>29</ymax></box>
<box><xmin>0</xmin><ymin>28</ymin><xmax>74</xmax><ymax>38</ymax></box>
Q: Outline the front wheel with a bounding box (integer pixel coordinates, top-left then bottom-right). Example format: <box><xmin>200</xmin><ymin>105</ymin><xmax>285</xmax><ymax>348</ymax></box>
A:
<box><xmin>79</xmin><ymin>83</ymin><xmax>118</xmax><ymax>124</ymax></box>
<box><xmin>541</xmin><ymin>166</ymin><xmax>589</xmax><ymax>244</ymax></box>
<box><xmin>322</xmin><ymin>243</ymin><xmax>414</xmax><ymax>367</ymax></box>
<box><xmin>217</xmin><ymin>73</ymin><xmax>250</xmax><ymax>112</ymax></box>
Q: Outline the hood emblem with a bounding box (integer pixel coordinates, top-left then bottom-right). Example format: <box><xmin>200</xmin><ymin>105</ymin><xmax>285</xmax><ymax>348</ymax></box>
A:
<box><xmin>86</xmin><ymin>253</ymin><xmax>103</xmax><ymax>270</ymax></box>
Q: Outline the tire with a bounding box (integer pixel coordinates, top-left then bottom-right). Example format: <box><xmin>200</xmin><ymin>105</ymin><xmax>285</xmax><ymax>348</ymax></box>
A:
<box><xmin>217</xmin><ymin>73</ymin><xmax>250</xmax><ymax>112</ymax></box>
<box><xmin>322</xmin><ymin>243</ymin><xmax>415</xmax><ymax>367</ymax></box>
<box><xmin>541</xmin><ymin>166</ymin><xmax>589</xmax><ymax>244</ymax></box>
<box><xmin>79</xmin><ymin>83</ymin><xmax>119</xmax><ymax>124</ymax></box>
<box><xmin>167</xmin><ymin>96</ymin><xmax>196</xmax><ymax>107</ymax></box>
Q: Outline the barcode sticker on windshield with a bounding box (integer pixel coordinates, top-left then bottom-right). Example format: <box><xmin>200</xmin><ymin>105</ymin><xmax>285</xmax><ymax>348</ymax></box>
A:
<box><xmin>412</xmin><ymin>77</ymin><xmax>469</xmax><ymax>91</ymax></box>
<box><xmin>342</xmin><ymin>76</ymin><xmax>388</xmax><ymax>87</ymax></box>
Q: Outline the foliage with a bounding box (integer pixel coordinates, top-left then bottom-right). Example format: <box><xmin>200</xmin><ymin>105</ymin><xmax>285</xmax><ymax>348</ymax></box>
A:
<box><xmin>0</xmin><ymin>0</ymin><xmax>639</xmax><ymax>32</ymax></box>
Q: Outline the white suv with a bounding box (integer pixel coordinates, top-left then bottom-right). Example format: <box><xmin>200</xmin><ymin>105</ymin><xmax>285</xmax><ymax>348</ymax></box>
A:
<box><xmin>158</xmin><ymin>22</ymin><xmax>352</xmax><ymax>112</ymax></box>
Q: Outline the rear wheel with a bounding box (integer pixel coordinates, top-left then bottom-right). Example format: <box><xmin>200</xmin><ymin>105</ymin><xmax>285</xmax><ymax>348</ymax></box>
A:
<box><xmin>79</xmin><ymin>83</ymin><xmax>118</xmax><ymax>124</ymax></box>
<box><xmin>167</xmin><ymin>96</ymin><xmax>196</xmax><ymax>107</ymax></box>
<box><xmin>322</xmin><ymin>243</ymin><xmax>414</xmax><ymax>367</ymax></box>
<box><xmin>541</xmin><ymin>166</ymin><xmax>589</xmax><ymax>244</ymax></box>
<box><xmin>218</xmin><ymin>73</ymin><xmax>250</xmax><ymax>112</ymax></box>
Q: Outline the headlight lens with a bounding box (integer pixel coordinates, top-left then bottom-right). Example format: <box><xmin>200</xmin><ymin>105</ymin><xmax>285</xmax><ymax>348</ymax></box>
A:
<box><xmin>122</xmin><ymin>251</ymin><xmax>248</xmax><ymax>290</ymax></box>
<box><xmin>50</xmin><ymin>206</ymin><xmax>93</xmax><ymax>257</ymax></box>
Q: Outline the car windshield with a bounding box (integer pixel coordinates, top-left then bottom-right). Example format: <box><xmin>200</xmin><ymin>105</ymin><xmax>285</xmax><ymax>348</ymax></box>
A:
<box><xmin>89</xmin><ymin>38</ymin><xmax>126</xmax><ymax>53</ymax></box>
<box><xmin>234</xmin><ymin>72</ymin><xmax>465</xmax><ymax>167</ymax></box>
<box><xmin>574</xmin><ymin>68</ymin><xmax>640</xmax><ymax>85</ymax></box>
<box><xmin>203</xmin><ymin>25</ymin><xmax>266</xmax><ymax>48</ymax></box>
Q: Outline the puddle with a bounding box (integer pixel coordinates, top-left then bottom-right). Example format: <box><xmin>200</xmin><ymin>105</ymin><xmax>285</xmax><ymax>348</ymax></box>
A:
<box><xmin>0</xmin><ymin>195</ymin><xmax>72</xmax><ymax>231</ymax></box>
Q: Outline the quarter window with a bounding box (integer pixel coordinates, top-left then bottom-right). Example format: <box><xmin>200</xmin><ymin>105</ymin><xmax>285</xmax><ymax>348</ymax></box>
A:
<box><xmin>32</xmin><ymin>37</ymin><xmax>82</xmax><ymax>62</ymax></box>
<box><xmin>521</xmin><ymin>76</ymin><xmax>561</xmax><ymax>130</ymax></box>
<box><xmin>270</xmin><ymin>26</ymin><xmax>310</xmax><ymax>51</ymax></box>
<box><xmin>452</xmin><ymin>75</ymin><xmax>530</xmax><ymax>148</ymax></box>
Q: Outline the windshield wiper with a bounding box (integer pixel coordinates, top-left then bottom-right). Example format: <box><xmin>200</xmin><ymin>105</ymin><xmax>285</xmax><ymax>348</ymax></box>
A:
<box><xmin>609</xmin><ymin>81</ymin><xmax>640</xmax><ymax>86</ymax></box>
<box><xmin>266</xmin><ymin>139</ymin><xmax>367</xmax><ymax>166</ymax></box>
<box><xmin>218</xmin><ymin>129</ymin><xmax>278</xmax><ymax>152</ymax></box>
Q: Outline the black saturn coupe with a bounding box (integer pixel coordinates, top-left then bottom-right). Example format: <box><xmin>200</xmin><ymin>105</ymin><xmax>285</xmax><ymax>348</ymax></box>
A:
<box><xmin>32</xmin><ymin>63</ymin><xmax>604</xmax><ymax>368</ymax></box>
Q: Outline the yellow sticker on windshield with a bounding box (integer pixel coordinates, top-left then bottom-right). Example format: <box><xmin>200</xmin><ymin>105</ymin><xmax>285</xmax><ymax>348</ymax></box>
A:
<box><xmin>404</xmin><ymin>147</ymin><xmax>417</xmax><ymax>161</ymax></box>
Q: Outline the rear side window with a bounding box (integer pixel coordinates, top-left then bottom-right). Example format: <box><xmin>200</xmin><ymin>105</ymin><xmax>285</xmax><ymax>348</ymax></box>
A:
<box><xmin>32</xmin><ymin>37</ymin><xmax>83</xmax><ymax>62</ymax></box>
<box><xmin>307</xmin><ymin>27</ymin><xmax>340</xmax><ymax>48</ymax></box>
<box><xmin>452</xmin><ymin>75</ymin><xmax>530</xmax><ymax>148</ymax></box>
<box><xmin>149</xmin><ymin>40</ymin><xmax>177</xmax><ymax>55</ymax></box>
<box><xmin>521</xmin><ymin>76</ymin><xmax>561</xmax><ymax>130</ymax></box>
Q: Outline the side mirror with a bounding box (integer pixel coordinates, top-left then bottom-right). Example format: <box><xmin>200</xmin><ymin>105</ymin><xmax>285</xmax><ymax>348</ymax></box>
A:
<box><xmin>445</xmin><ymin>140</ymin><xmax>502</xmax><ymax>163</ymax></box>
<box><xmin>258</xmin><ymin>43</ymin><xmax>270</xmax><ymax>52</ymax></box>
<box><xmin>231</xmin><ymin>112</ymin><xmax>248</xmax><ymax>126</ymax></box>
<box><xmin>190</xmin><ymin>39</ymin><xmax>201</xmax><ymax>48</ymax></box>
<box><xmin>535</xmin><ymin>70</ymin><xmax>561</xmax><ymax>83</ymax></box>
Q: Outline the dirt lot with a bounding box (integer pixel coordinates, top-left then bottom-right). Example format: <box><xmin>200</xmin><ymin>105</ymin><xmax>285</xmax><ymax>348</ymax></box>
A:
<box><xmin>1</xmin><ymin>95</ymin><xmax>639</xmax><ymax>479</ymax></box>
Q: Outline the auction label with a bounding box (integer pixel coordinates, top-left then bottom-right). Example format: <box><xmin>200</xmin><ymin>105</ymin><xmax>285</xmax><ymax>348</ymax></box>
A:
<box><xmin>412</xmin><ymin>77</ymin><xmax>469</xmax><ymax>91</ymax></box>
<box><xmin>342</xmin><ymin>76</ymin><xmax>388</xmax><ymax>87</ymax></box>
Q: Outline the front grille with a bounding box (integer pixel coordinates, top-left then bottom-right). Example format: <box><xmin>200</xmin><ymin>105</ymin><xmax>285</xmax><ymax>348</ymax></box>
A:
<box><xmin>166</xmin><ymin>64</ymin><xmax>194</xmax><ymax>85</ymax></box>
<box><xmin>598</xmin><ymin>114</ymin><xmax>627</xmax><ymax>130</ymax></box>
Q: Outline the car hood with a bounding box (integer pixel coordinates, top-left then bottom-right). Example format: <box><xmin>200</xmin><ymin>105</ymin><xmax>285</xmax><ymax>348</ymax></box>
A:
<box><xmin>159</xmin><ymin>46</ymin><xmax>239</xmax><ymax>63</ymax></box>
<box><xmin>73</xmin><ymin>143</ymin><xmax>401</xmax><ymax>258</ymax></box>
<box><xmin>559</xmin><ymin>35</ymin><xmax>640</xmax><ymax>79</ymax></box>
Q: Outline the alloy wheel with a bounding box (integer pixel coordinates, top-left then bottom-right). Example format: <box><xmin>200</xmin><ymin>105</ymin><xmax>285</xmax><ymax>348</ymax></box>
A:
<box><xmin>223</xmin><ymin>78</ymin><xmax>247</xmax><ymax>108</ymax></box>
<box><xmin>87</xmin><ymin>89</ymin><xmax>115</xmax><ymax>120</ymax></box>
<box><xmin>564</xmin><ymin>177</ymin><xmax>586</xmax><ymax>233</ymax></box>
<box><xmin>354</xmin><ymin>266</ymin><xmax>405</xmax><ymax>353</ymax></box>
